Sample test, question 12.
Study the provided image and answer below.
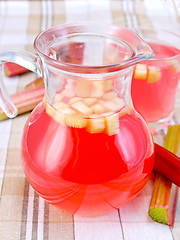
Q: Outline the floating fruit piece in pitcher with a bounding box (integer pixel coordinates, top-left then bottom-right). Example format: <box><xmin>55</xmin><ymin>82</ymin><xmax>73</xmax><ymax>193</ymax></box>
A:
<box><xmin>69</xmin><ymin>97</ymin><xmax>83</xmax><ymax>105</ymax></box>
<box><xmin>47</xmin><ymin>90</ymin><xmax>126</xmax><ymax>135</ymax></box>
<box><xmin>46</xmin><ymin>102</ymin><xmax>56</xmax><ymax>118</ymax></box>
<box><xmin>104</xmin><ymin>79</ymin><xmax>113</xmax><ymax>91</ymax></box>
<box><xmin>103</xmin><ymin>91</ymin><xmax>117</xmax><ymax>100</ymax></box>
<box><xmin>102</xmin><ymin>100</ymin><xmax>120</xmax><ymax>112</ymax></box>
<box><xmin>82</xmin><ymin>97</ymin><xmax>98</xmax><ymax>107</ymax></box>
<box><xmin>104</xmin><ymin>113</ymin><xmax>119</xmax><ymax>136</ymax></box>
<box><xmin>72</xmin><ymin>101</ymin><xmax>93</xmax><ymax>116</ymax></box>
<box><xmin>147</xmin><ymin>66</ymin><xmax>161</xmax><ymax>83</ymax></box>
<box><xmin>54</xmin><ymin>94</ymin><xmax>64</xmax><ymax>103</ymax></box>
<box><xmin>64</xmin><ymin>112</ymin><xmax>87</xmax><ymax>128</ymax></box>
<box><xmin>112</xmin><ymin>97</ymin><xmax>125</xmax><ymax>107</ymax></box>
<box><xmin>90</xmin><ymin>81</ymin><xmax>104</xmax><ymax>98</ymax></box>
<box><xmin>133</xmin><ymin>64</ymin><xmax>147</xmax><ymax>80</ymax></box>
<box><xmin>46</xmin><ymin>103</ymin><xmax>88</xmax><ymax>128</ymax></box>
<box><xmin>118</xmin><ymin>103</ymin><xmax>133</xmax><ymax>117</ymax></box>
<box><xmin>54</xmin><ymin>102</ymin><xmax>69</xmax><ymax>110</ymax></box>
<box><xmin>55</xmin><ymin>107</ymin><xmax>77</xmax><ymax>126</ymax></box>
<box><xmin>75</xmin><ymin>80</ymin><xmax>91</xmax><ymax>97</ymax></box>
<box><xmin>61</xmin><ymin>84</ymin><xmax>75</xmax><ymax>98</ymax></box>
<box><xmin>91</xmin><ymin>103</ymin><xmax>108</xmax><ymax>114</ymax></box>
<box><xmin>87</xmin><ymin>115</ymin><xmax>105</xmax><ymax>133</ymax></box>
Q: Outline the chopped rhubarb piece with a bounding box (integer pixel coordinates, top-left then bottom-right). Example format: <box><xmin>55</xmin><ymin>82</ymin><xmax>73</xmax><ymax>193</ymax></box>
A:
<box><xmin>102</xmin><ymin>100</ymin><xmax>120</xmax><ymax>112</ymax></box>
<box><xmin>25</xmin><ymin>77</ymin><xmax>44</xmax><ymax>90</ymax></box>
<box><xmin>65</xmin><ymin>114</ymin><xmax>87</xmax><ymax>128</ymax></box>
<box><xmin>4</xmin><ymin>62</ymin><xmax>29</xmax><ymax>77</ymax></box>
<box><xmin>45</xmin><ymin>101</ymin><xmax>87</xmax><ymax>128</ymax></box>
<box><xmin>112</xmin><ymin>97</ymin><xmax>125</xmax><ymax>106</ymax></box>
<box><xmin>72</xmin><ymin>101</ymin><xmax>93</xmax><ymax>116</ymax></box>
<box><xmin>103</xmin><ymin>91</ymin><xmax>117</xmax><ymax>100</ymax></box>
<box><xmin>61</xmin><ymin>85</ymin><xmax>75</xmax><ymax>98</ymax></box>
<box><xmin>133</xmin><ymin>64</ymin><xmax>147</xmax><ymax>80</ymax></box>
<box><xmin>0</xmin><ymin>86</ymin><xmax>44</xmax><ymax>121</ymax></box>
<box><xmin>61</xmin><ymin>107</ymin><xmax>76</xmax><ymax>115</ymax></box>
<box><xmin>53</xmin><ymin>102</ymin><xmax>68</xmax><ymax>110</ymax></box>
<box><xmin>90</xmin><ymin>81</ymin><xmax>104</xmax><ymax>98</ymax></box>
<box><xmin>104</xmin><ymin>113</ymin><xmax>119</xmax><ymax>136</ymax></box>
<box><xmin>46</xmin><ymin>102</ymin><xmax>55</xmax><ymax>118</ymax></box>
<box><xmin>82</xmin><ymin>98</ymin><xmax>97</xmax><ymax>107</ymax></box>
<box><xmin>149</xmin><ymin>125</ymin><xmax>180</xmax><ymax>227</ymax></box>
<box><xmin>87</xmin><ymin>117</ymin><xmax>105</xmax><ymax>133</ymax></box>
<box><xmin>75</xmin><ymin>80</ymin><xmax>91</xmax><ymax>97</ymax></box>
<box><xmin>45</xmin><ymin>103</ymin><xmax>65</xmax><ymax>125</ymax></box>
<box><xmin>147</xmin><ymin>66</ymin><xmax>161</xmax><ymax>83</ymax></box>
<box><xmin>54</xmin><ymin>94</ymin><xmax>64</xmax><ymax>103</ymax></box>
<box><xmin>104</xmin><ymin>79</ymin><xmax>113</xmax><ymax>91</ymax></box>
<box><xmin>69</xmin><ymin>97</ymin><xmax>83</xmax><ymax>105</ymax></box>
<box><xmin>91</xmin><ymin>103</ymin><xmax>107</xmax><ymax>114</ymax></box>
<box><xmin>118</xmin><ymin>103</ymin><xmax>133</xmax><ymax>117</ymax></box>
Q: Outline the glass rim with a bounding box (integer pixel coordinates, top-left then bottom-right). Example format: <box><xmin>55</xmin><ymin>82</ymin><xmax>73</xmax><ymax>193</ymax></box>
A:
<box><xmin>34</xmin><ymin>22</ymin><xmax>154</xmax><ymax>74</ymax></box>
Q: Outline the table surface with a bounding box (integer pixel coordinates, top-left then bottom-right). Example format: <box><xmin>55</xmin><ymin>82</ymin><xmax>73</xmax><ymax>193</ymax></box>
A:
<box><xmin>0</xmin><ymin>1</ymin><xmax>180</xmax><ymax>240</ymax></box>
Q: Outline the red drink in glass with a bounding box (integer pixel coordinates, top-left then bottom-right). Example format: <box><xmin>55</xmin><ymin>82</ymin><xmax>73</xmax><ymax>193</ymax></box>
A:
<box><xmin>131</xmin><ymin>41</ymin><xmax>180</xmax><ymax>123</ymax></box>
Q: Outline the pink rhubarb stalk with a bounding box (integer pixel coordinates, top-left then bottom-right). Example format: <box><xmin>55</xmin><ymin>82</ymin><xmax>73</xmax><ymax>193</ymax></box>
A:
<box><xmin>149</xmin><ymin>125</ymin><xmax>180</xmax><ymax>227</ymax></box>
<box><xmin>4</xmin><ymin>62</ymin><xmax>29</xmax><ymax>77</ymax></box>
<box><xmin>0</xmin><ymin>85</ymin><xmax>44</xmax><ymax>120</ymax></box>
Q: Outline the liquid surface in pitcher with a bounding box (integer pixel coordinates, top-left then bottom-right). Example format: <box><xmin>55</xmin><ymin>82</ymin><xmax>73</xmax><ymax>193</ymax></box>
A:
<box><xmin>131</xmin><ymin>42</ymin><xmax>180</xmax><ymax>122</ymax></box>
<box><xmin>21</xmin><ymin>96</ymin><xmax>154</xmax><ymax>216</ymax></box>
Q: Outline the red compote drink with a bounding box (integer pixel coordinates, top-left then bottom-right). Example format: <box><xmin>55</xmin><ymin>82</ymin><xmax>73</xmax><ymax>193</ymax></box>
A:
<box><xmin>21</xmin><ymin>78</ymin><xmax>154</xmax><ymax>216</ymax></box>
<box><xmin>0</xmin><ymin>23</ymin><xmax>155</xmax><ymax>216</ymax></box>
<box><xmin>16</xmin><ymin>23</ymin><xmax>155</xmax><ymax>217</ymax></box>
<box><xmin>131</xmin><ymin>42</ymin><xmax>180</xmax><ymax>123</ymax></box>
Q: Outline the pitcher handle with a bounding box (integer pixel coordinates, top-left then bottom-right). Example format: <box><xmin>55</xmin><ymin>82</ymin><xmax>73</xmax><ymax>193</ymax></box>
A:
<box><xmin>0</xmin><ymin>50</ymin><xmax>42</xmax><ymax>118</ymax></box>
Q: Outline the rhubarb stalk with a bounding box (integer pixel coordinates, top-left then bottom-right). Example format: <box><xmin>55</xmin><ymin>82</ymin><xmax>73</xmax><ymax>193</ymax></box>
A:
<box><xmin>154</xmin><ymin>143</ymin><xmax>180</xmax><ymax>187</ymax></box>
<box><xmin>0</xmin><ymin>85</ymin><xmax>44</xmax><ymax>121</ymax></box>
<box><xmin>149</xmin><ymin>125</ymin><xmax>180</xmax><ymax>227</ymax></box>
<box><xmin>25</xmin><ymin>77</ymin><xmax>44</xmax><ymax>90</ymax></box>
<box><xmin>4</xmin><ymin>62</ymin><xmax>29</xmax><ymax>77</ymax></box>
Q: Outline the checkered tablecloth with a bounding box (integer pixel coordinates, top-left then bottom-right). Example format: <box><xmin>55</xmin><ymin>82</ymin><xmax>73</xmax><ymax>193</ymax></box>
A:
<box><xmin>0</xmin><ymin>1</ymin><xmax>180</xmax><ymax>240</ymax></box>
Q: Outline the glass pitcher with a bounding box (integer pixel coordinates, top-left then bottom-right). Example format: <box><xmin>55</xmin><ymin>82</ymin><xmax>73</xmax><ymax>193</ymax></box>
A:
<box><xmin>0</xmin><ymin>23</ymin><xmax>154</xmax><ymax>216</ymax></box>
